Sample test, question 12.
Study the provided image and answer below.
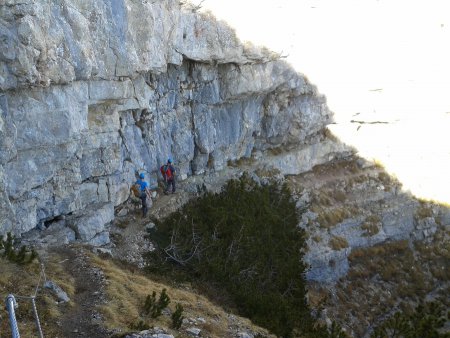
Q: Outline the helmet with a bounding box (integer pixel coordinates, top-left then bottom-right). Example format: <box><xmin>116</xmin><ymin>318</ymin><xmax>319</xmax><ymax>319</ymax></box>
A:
<box><xmin>167</xmin><ymin>158</ymin><xmax>173</xmax><ymax>164</ymax></box>
<box><xmin>139</xmin><ymin>173</ymin><xmax>145</xmax><ymax>179</ymax></box>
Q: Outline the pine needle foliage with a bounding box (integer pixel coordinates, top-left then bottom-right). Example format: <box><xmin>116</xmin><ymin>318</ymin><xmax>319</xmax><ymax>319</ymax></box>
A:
<box><xmin>147</xmin><ymin>174</ymin><xmax>326</xmax><ymax>337</ymax></box>
<box><xmin>0</xmin><ymin>232</ymin><xmax>37</xmax><ymax>264</ymax></box>
<box><xmin>171</xmin><ymin>303</ymin><xmax>184</xmax><ymax>329</ymax></box>
<box><xmin>143</xmin><ymin>289</ymin><xmax>171</xmax><ymax>318</ymax></box>
<box><xmin>371</xmin><ymin>301</ymin><xmax>449</xmax><ymax>338</ymax></box>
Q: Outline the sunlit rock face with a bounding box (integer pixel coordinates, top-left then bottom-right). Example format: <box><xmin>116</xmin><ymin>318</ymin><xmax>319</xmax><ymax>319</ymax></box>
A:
<box><xmin>0</xmin><ymin>1</ymin><xmax>334</xmax><ymax>241</ymax></box>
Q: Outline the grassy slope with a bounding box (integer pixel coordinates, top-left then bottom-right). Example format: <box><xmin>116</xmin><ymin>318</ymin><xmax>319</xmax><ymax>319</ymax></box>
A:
<box><xmin>0</xmin><ymin>249</ymin><xmax>273</xmax><ymax>338</ymax></box>
<box><xmin>0</xmin><ymin>253</ymin><xmax>75</xmax><ymax>337</ymax></box>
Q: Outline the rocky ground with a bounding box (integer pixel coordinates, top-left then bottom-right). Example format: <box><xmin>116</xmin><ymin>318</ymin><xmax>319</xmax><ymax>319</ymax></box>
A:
<box><xmin>56</xmin><ymin>246</ymin><xmax>111</xmax><ymax>338</ymax></box>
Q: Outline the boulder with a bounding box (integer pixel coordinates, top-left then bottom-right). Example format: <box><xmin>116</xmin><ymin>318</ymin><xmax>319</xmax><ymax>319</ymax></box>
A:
<box><xmin>44</xmin><ymin>280</ymin><xmax>70</xmax><ymax>303</ymax></box>
<box><xmin>67</xmin><ymin>203</ymin><xmax>114</xmax><ymax>243</ymax></box>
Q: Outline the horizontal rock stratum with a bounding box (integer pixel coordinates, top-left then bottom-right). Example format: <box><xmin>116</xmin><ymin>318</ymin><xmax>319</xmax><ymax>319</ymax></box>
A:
<box><xmin>0</xmin><ymin>1</ymin><xmax>346</xmax><ymax>242</ymax></box>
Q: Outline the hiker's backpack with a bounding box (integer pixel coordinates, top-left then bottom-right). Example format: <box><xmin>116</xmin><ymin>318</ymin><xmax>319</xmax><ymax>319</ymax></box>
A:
<box><xmin>131</xmin><ymin>184</ymin><xmax>141</xmax><ymax>198</ymax></box>
<box><xmin>160</xmin><ymin>165</ymin><xmax>173</xmax><ymax>179</ymax></box>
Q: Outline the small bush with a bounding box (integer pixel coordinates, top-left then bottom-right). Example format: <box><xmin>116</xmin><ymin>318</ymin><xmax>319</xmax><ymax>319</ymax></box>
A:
<box><xmin>312</xmin><ymin>235</ymin><xmax>322</xmax><ymax>243</ymax></box>
<box><xmin>317</xmin><ymin>207</ymin><xmax>358</xmax><ymax>228</ymax></box>
<box><xmin>171</xmin><ymin>303</ymin><xmax>184</xmax><ymax>329</ymax></box>
<box><xmin>371</xmin><ymin>301</ymin><xmax>448</xmax><ymax>338</ymax></box>
<box><xmin>143</xmin><ymin>289</ymin><xmax>171</xmax><ymax>318</ymax></box>
<box><xmin>361</xmin><ymin>215</ymin><xmax>381</xmax><ymax>237</ymax></box>
<box><xmin>332</xmin><ymin>191</ymin><xmax>347</xmax><ymax>203</ymax></box>
<box><xmin>147</xmin><ymin>174</ymin><xmax>316</xmax><ymax>337</ymax></box>
<box><xmin>377</xmin><ymin>172</ymin><xmax>391</xmax><ymax>185</ymax></box>
<box><xmin>129</xmin><ymin>320</ymin><xmax>150</xmax><ymax>331</ymax></box>
<box><xmin>415</xmin><ymin>203</ymin><xmax>433</xmax><ymax>221</ymax></box>
<box><xmin>0</xmin><ymin>233</ymin><xmax>38</xmax><ymax>264</ymax></box>
<box><xmin>329</xmin><ymin>236</ymin><xmax>349</xmax><ymax>251</ymax></box>
<box><xmin>313</xmin><ymin>191</ymin><xmax>333</xmax><ymax>206</ymax></box>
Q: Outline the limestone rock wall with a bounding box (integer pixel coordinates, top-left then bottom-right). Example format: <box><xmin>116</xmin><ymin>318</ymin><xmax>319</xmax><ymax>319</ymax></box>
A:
<box><xmin>0</xmin><ymin>0</ymin><xmax>333</xmax><ymax>242</ymax></box>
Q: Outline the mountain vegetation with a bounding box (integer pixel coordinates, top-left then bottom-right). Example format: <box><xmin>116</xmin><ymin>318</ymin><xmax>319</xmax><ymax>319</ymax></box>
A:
<box><xmin>146</xmin><ymin>174</ymin><xmax>344</xmax><ymax>337</ymax></box>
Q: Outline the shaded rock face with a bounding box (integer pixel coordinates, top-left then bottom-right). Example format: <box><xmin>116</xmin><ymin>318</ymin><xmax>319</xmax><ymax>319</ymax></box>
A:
<box><xmin>0</xmin><ymin>1</ymin><xmax>333</xmax><ymax>240</ymax></box>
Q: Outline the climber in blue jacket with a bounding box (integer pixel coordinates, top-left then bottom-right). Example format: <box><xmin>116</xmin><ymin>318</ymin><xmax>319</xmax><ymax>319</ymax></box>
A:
<box><xmin>135</xmin><ymin>173</ymin><xmax>150</xmax><ymax>217</ymax></box>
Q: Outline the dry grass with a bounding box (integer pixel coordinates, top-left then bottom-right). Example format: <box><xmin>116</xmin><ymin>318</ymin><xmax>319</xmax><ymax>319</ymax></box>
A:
<box><xmin>414</xmin><ymin>202</ymin><xmax>433</xmax><ymax>220</ymax></box>
<box><xmin>331</xmin><ymin>190</ymin><xmax>347</xmax><ymax>203</ymax></box>
<box><xmin>1</xmin><ymin>249</ymin><xmax>274</xmax><ymax>338</ymax></box>
<box><xmin>0</xmin><ymin>253</ymin><xmax>75</xmax><ymax>338</ymax></box>
<box><xmin>323</xmin><ymin>127</ymin><xmax>340</xmax><ymax>143</ymax></box>
<box><xmin>319</xmin><ymin>233</ymin><xmax>448</xmax><ymax>336</ymax></box>
<box><xmin>372</xmin><ymin>159</ymin><xmax>386</xmax><ymax>170</ymax></box>
<box><xmin>312</xmin><ymin>191</ymin><xmax>333</xmax><ymax>206</ymax></box>
<box><xmin>311</xmin><ymin>188</ymin><xmax>350</xmax><ymax>206</ymax></box>
<box><xmin>349</xmin><ymin>239</ymin><xmax>432</xmax><ymax>292</ymax></box>
<box><xmin>311</xmin><ymin>235</ymin><xmax>322</xmax><ymax>243</ymax></box>
<box><xmin>377</xmin><ymin>172</ymin><xmax>392</xmax><ymax>186</ymax></box>
<box><xmin>346</xmin><ymin>174</ymin><xmax>369</xmax><ymax>187</ymax></box>
<box><xmin>227</xmin><ymin>156</ymin><xmax>256</xmax><ymax>168</ymax></box>
<box><xmin>311</xmin><ymin>157</ymin><xmax>361</xmax><ymax>177</ymax></box>
<box><xmin>306</xmin><ymin>284</ymin><xmax>330</xmax><ymax>309</ymax></box>
<box><xmin>267</xmin><ymin>147</ymin><xmax>285</xmax><ymax>156</ymax></box>
<box><xmin>329</xmin><ymin>236</ymin><xmax>349</xmax><ymax>250</ymax></box>
<box><xmin>360</xmin><ymin>215</ymin><xmax>381</xmax><ymax>236</ymax></box>
<box><xmin>89</xmin><ymin>254</ymin><xmax>273</xmax><ymax>337</ymax></box>
<box><xmin>317</xmin><ymin>206</ymin><xmax>358</xmax><ymax>228</ymax></box>
<box><xmin>254</xmin><ymin>167</ymin><xmax>281</xmax><ymax>178</ymax></box>
<box><xmin>414</xmin><ymin>231</ymin><xmax>450</xmax><ymax>281</ymax></box>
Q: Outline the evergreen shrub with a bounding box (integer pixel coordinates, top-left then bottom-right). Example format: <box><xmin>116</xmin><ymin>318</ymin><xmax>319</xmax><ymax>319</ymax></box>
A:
<box><xmin>146</xmin><ymin>174</ymin><xmax>334</xmax><ymax>337</ymax></box>
<box><xmin>171</xmin><ymin>303</ymin><xmax>184</xmax><ymax>329</ymax></box>
<box><xmin>143</xmin><ymin>289</ymin><xmax>171</xmax><ymax>318</ymax></box>
<box><xmin>371</xmin><ymin>301</ymin><xmax>449</xmax><ymax>338</ymax></box>
<box><xmin>0</xmin><ymin>232</ymin><xmax>37</xmax><ymax>264</ymax></box>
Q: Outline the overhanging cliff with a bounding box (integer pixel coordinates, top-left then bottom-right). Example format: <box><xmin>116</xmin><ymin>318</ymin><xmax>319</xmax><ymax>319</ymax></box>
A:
<box><xmin>0</xmin><ymin>1</ymin><xmax>347</xmax><ymax>241</ymax></box>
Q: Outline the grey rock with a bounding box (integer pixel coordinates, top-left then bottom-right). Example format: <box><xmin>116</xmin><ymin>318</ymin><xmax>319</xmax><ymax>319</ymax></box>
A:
<box><xmin>145</xmin><ymin>222</ymin><xmax>156</xmax><ymax>231</ymax></box>
<box><xmin>117</xmin><ymin>208</ymin><xmax>128</xmax><ymax>217</ymax></box>
<box><xmin>186</xmin><ymin>327</ymin><xmax>201</xmax><ymax>336</ymax></box>
<box><xmin>261</xmin><ymin>139</ymin><xmax>354</xmax><ymax>176</ymax></box>
<box><xmin>89</xmin><ymin>80</ymin><xmax>135</xmax><ymax>102</ymax></box>
<box><xmin>437</xmin><ymin>206</ymin><xmax>450</xmax><ymax>225</ymax></box>
<box><xmin>122</xmin><ymin>328</ymin><xmax>174</xmax><ymax>338</ymax></box>
<box><xmin>305</xmin><ymin>247</ymin><xmax>350</xmax><ymax>283</ymax></box>
<box><xmin>197</xmin><ymin>317</ymin><xmax>206</xmax><ymax>324</ymax></box>
<box><xmin>44</xmin><ymin>280</ymin><xmax>70</xmax><ymax>303</ymax></box>
<box><xmin>93</xmin><ymin>247</ymin><xmax>113</xmax><ymax>257</ymax></box>
<box><xmin>67</xmin><ymin>203</ymin><xmax>114</xmax><ymax>243</ymax></box>
<box><xmin>43</xmin><ymin>223</ymin><xmax>76</xmax><ymax>246</ymax></box>
<box><xmin>88</xmin><ymin>231</ymin><xmax>110</xmax><ymax>247</ymax></box>
<box><xmin>0</xmin><ymin>167</ymin><xmax>15</xmax><ymax>234</ymax></box>
<box><xmin>237</xmin><ymin>332</ymin><xmax>254</xmax><ymax>338</ymax></box>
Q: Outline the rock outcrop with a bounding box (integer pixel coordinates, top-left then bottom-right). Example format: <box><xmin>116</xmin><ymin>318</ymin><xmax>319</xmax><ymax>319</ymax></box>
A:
<box><xmin>288</xmin><ymin>158</ymin><xmax>449</xmax><ymax>283</ymax></box>
<box><xmin>0</xmin><ymin>1</ymin><xmax>340</xmax><ymax>243</ymax></box>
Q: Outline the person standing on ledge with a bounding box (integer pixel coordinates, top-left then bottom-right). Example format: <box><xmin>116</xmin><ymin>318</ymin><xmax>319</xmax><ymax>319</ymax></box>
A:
<box><xmin>135</xmin><ymin>172</ymin><xmax>151</xmax><ymax>217</ymax></box>
<box><xmin>160</xmin><ymin>158</ymin><xmax>176</xmax><ymax>194</ymax></box>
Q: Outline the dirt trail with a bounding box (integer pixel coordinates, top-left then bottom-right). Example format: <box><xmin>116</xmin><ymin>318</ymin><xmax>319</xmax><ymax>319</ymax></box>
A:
<box><xmin>55</xmin><ymin>247</ymin><xmax>110</xmax><ymax>338</ymax></box>
<box><xmin>111</xmin><ymin>187</ymin><xmax>193</xmax><ymax>267</ymax></box>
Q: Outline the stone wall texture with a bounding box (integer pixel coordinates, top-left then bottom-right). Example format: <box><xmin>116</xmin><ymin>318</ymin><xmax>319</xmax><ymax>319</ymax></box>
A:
<box><xmin>0</xmin><ymin>0</ymin><xmax>333</xmax><ymax>241</ymax></box>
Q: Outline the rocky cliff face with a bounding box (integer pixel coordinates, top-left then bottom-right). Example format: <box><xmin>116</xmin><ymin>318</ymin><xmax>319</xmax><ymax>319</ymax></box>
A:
<box><xmin>3</xmin><ymin>1</ymin><xmax>447</xmax><ymax>298</ymax></box>
<box><xmin>0</xmin><ymin>1</ymin><xmax>343</xmax><ymax>244</ymax></box>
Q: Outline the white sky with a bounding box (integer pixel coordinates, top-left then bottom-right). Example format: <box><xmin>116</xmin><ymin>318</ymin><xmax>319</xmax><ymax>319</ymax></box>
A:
<box><xmin>199</xmin><ymin>0</ymin><xmax>450</xmax><ymax>204</ymax></box>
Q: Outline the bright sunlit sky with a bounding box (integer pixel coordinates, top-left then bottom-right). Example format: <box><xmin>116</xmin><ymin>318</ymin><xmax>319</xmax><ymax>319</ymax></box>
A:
<box><xmin>199</xmin><ymin>0</ymin><xmax>450</xmax><ymax>204</ymax></box>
